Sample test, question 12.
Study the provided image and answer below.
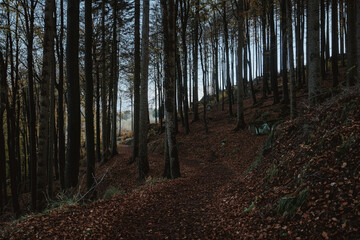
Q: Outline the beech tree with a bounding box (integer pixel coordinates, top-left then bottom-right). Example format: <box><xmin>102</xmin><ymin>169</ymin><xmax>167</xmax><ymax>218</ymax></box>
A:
<box><xmin>161</xmin><ymin>0</ymin><xmax>180</xmax><ymax>179</ymax></box>
<box><xmin>65</xmin><ymin>0</ymin><xmax>80</xmax><ymax>188</ymax></box>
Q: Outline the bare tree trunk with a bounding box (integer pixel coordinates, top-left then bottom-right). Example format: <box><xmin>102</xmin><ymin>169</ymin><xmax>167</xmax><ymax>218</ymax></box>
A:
<box><xmin>332</xmin><ymin>0</ymin><xmax>339</xmax><ymax>87</ymax></box>
<box><xmin>192</xmin><ymin>0</ymin><xmax>200</xmax><ymax>122</ymax></box>
<box><xmin>346</xmin><ymin>0</ymin><xmax>357</xmax><ymax>86</ymax></box>
<box><xmin>85</xmin><ymin>0</ymin><xmax>95</xmax><ymax>190</ymax></box>
<box><xmin>270</xmin><ymin>0</ymin><xmax>279</xmax><ymax>104</ymax></box>
<box><xmin>235</xmin><ymin>0</ymin><xmax>245</xmax><ymax>131</ymax></box>
<box><xmin>287</xmin><ymin>0</ymin><xmax>296</xmax><ymax>118</ymax></box>
<box><xmin>131</xmin><ymin>0</ymin><xmax>141</xmax><ymax>164</ymax></box>
<box><xmin>161</xmin><ymin>0</ymin><xmax>181</xmax><ymax>179</ymax></box>
<box><xmin>138</xmin><ymin>0</ymin><xmax>150</xmax><ymax>180</ymax></box>
<box><xmin>308</xmin><ymin>0</ymin><xmax>320</xmax><ymax>105</ymax></box>
<box><xmin>111</xmin><ymin>0</ymin><xmax>119</xmax><ymax>156</ymax></box>
<box><xmin>65</xmin><ymin>0</ymin><xmax>80</xmax><ymax>188</ymax></box>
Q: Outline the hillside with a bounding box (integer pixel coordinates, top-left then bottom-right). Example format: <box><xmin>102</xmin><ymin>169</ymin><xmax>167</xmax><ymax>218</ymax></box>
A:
<box><xmin>1</xmin><ymin>88</ymin><xmax>360</xmax><ymax>239</ymax></box>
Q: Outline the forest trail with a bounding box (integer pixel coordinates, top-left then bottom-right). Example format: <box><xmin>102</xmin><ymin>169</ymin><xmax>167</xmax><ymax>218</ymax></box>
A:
<box><xmin>3</xmin><ymin>96</ymin><xmax>271</xmax><ymax>239</ymax></box>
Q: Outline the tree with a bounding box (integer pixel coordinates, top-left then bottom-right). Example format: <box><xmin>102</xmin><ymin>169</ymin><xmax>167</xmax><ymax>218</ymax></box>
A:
<box><xmin>234</xmin><ymin>0</ymin><xmax>245</xmax><ymax>131</ymax></box>
<box><xmin>308</xmin><ymin>0</ymin><xmax>320</xmax><ymax>105</ymax></box>
<box><xmin>192</xmin><ymin>0</ymin><xmax>200</xmax><ymax>122</ymax></box>
<box><xmin>332</xmin><ymin>0</ymin><xmax>338</xmax><ymax>87</ymax></box>
<box><xmin>21</xmin><ymin>0</ymin><xmax>38</xmax><ymax>210</ymax></box>
<box><xmin>0</xmin><ymin>51</ymin><xmax>7</xmax><ymax>212</ymax></box>
<box><xmin>269</xmin><ymin>0</ymin><xmax>279</xmax><ymax>104</ymax></box>
<box><xmin>346</xmin><ymin>0</ymin><xmax>356</xmax><ymax>86</ymax></box>
<box><xmin>110</xmin><ymin>0</ymin><xmax>119</xmax><ymax>156</ymax></box>
<box><xmin>138</xmin><ymin>0</ymin><xmax>150</xmax><ymax>180</ymax></box>
<box><xmin>281</xmin><ymin>0</ymin><xmax>289</xmax><ymax>104</ymax></box>
<box><xmin>357</xmin><ymin>0</ymin><xmax>360</xmax><ymax>82</ymax></box>
<box><xmin>287</xmin><ymin>0</ymin><xmax>296</xmax><ymax>118</ymax></box>
<box><xmin>161</xmin><ymin>0</ymin><xmax>181</xmax><ymax>179</ymax></box>
<box><xmin>37</xmin><ymin>0</ymin><xmax>55</xmax><ymax>208</ymax></box>
<box><xmin>65</xmin><ymin>0</ymin><xmax>80</xmax><ymax>188</ymax></box>
<box><xmin>131</xmin><ymin>0</ymin><xmax>141</xmax><ymax>164</ymax></box>
<box><xmin>85</xmin><ymin>0</ymin><xmax>95</xmax><ymax>190</ymax></box>
<box><xmin>179</xmin><ymin>0</ymin><xmax>190</xmax><ymax>134</ymax></box>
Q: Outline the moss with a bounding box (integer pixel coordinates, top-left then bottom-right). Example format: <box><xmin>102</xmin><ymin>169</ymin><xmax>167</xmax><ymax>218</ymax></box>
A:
<box><xmin>277</xmin><ymin>188</ymin><xmax>309</xmax><ymax>217</ymax></box>
<box><xmin>103</xmin><ymin>186</ymin><xmax>123</xmax><ymax>200</ymax></box>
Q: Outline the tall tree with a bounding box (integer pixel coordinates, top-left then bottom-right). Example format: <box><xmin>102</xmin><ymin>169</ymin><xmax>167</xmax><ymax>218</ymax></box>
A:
<box><xmin>55</xmin><ymin>0</ymin><xmax>65</xmax><ymax>190</ymax></box>
<box><xmin>192</xmin><ymin>0</ymin><xmax>200</xmax><ymax>122</ymax></box>
<box><xmin>110</xmin><ymin>0</ymin><xmax>119</xmax><ymax>156</ymax></box>
<box><xmin>131</xmin><ymin>0</ymin><xmax>141</xmax><ymax>163</ymax></box>
<box><xmin>346</xmin><ymin>0</ymin><xmax>356</xmax><ymax>86</ymax></box>
<box><xmin>65</xmin><ymin>0</ymin><xmax>80</xmax><ymax>188</ymax></box>
<box><xmin>357</xmin><ymin>0</ymin><xmax>360</xmax><ymax>82</ymax></box>
<box><xmin>332</xmin><ymin>0</ymin><xmax>339</xmax><ymax>87</ymax></box>
<box><xmin>222</xmin><ymin>0</ymin><xmax>233</xmax><ymax>116</ymax></box>
<box><xmin>22</xmin><ymin>0</ymin><xmax>38</xmax><ymax>210</ymax></box>
<box><xmin>85</xmin><ymin>0</ymin><xmax>95</xmax><ymax>190</ymax></box>
<box><xmin>281</xmin><ymin>0</ymin><xmax>289</xmax><ymax>104</ymax></box>
<box><xmin>37</xmin><ymin>0</ymin><xmax>55</xmax><ymax>208</ymax></box>
<box><xmin>0</xmin><ymin>51</ymin><xmax>7</xmax><ymax>212</ymax></box>
<box><xmin>234</xmin><ymin>0</ymin><xmax>245</xmax><ymax>130</ymax></box>
<box><xmin>308</xmin><ymin>0</ymin><xmax>320</xmax><ymax>105</ymax></box>
<box><xmin>101</xmin><ymin>1</ymin><xmax>109</xmax><ymax>163</ymax></box>
<box><xmin>179</xmin><ymin>0</ymin><xmax>190</xmax><ymax>134</ymax></box>
<box><xmin>161</xmin><ymin>0</ymin><xmax>181</xmax><ymax>179</ymax></box>
<box><xmin>138</xmin><ymin>0</ymin><xmax>150</xmax><ymax>180</ymax></box>
<box><xmin>287</xmin><ymin>0</ymin><xmax>296</xmax><ymax>118</ymax></box>
<box><xmin>269</xmin><ymin>0</ymin><xmax>279</xmax><ymax>104</ymax></box>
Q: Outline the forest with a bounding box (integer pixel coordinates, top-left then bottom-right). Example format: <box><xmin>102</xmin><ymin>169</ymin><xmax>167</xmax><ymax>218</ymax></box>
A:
<box><xmin>0</xmin><ymin>0</ymin><xmax>360</xmax><ymax>238</ymax></box>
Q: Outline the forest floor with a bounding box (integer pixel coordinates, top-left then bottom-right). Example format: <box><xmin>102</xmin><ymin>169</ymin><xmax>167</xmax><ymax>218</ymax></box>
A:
<box><xmin>1</xmin><ymin>85</ymin><xmax>360</xmax><ymax>239</ymax></box>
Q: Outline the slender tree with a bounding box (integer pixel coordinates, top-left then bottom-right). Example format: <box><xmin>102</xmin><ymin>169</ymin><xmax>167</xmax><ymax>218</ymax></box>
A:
<box><xmin>287</xmin><ymin>0</ymin><xmax>296</xmax><ymax>118</ymax></box>
<box><xmin>235</xmin><ymin>0</ymin><xmax>245</xmax><ymax>130</ymax></box>
<box><xmin>85</xmin><ymin>0</ymin><xmax>95</xmax><ymax>190</ymax></box>
<box><xmin>346</xmin><ymin>0</ymin><xmax>356</xmax><ymax>86</ymax></box>
<box><xmin>161</xmin><ymin>0</ymin><xmax>181</xmax><ymax>179</ymax></box>
<box><xmin>138</xmin><ymin>0</ymin><xmax>150</xmax><ymax>180</ymax></box>
<box><xmin>111</xmin><ymin>0</ymin><xmax>119</xmax><ymax>156</ymax></box>
<box><xmin>192</xmin><ymin>0</ymin><xmax>200</xmax><ymax>122</ymax></box>
<box><xmin>332</xmin><ymin>0</ymin><xmax>339</xmax><ymax>87</ymax></box>
<box><xmin>65</xmin><ymin>0</ymin><xmax>80</xmax><ymax>188</ymax></box>
<box><xmin>131</xmin><ymin>0</ymin><xmax>141</xmax><ymax>163</ymax></box>
<box><xmin>308</xmin><ymin>0</ymin><xmax>320</xmax><ymax>105</ymax></box>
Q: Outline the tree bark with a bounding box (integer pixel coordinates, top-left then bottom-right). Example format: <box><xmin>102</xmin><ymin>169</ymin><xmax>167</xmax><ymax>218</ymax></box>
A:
<box><xmin>161</xmin><ymin>0</ymin><xmax>181</xmax><ymax>179</ymax></box>
<box><xmin>138</xmin><ymin>0</ymin><xmax>150</xmax><ymax>180</ymax></box>
<box><xmin>65</xmin><ymin>0</ymin><xmax>80</xmax><ymax>188</ymax></box>
<box><xmin>308</xmin><ymin>0</ymin><xmax>320</xmax><ymax>105</ymax></box>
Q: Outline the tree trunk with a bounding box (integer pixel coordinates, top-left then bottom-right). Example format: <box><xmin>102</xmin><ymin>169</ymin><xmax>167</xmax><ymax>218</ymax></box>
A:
<box><xmin>223</xmin><ymin>1</ymin><xmax>233</xmax><ymax>116</ymax></box>
<box><xmin>161</xmin><ymin>0</ymin><xmax>181</xmax><ymax>179</ymax></box>
<box><xmin>131</xmin><ymin>0</ymin><xmax>141</xmax><ymax>163</ymax></box>
<box><xmin>357</xmin><ymin>0</ymin><xmax>360</xmax><ymax>82</ymax></box>
<box><xmin>138</xmin><ymin>0</ymin><xmax>150</xmax><ymax>180</ymax></box>
<box><xmin>38</xmin><ymin>0</ymin><xmax>55</xmax><ymax>208</ymax></box>
<box><xmin>180</xmin><ymin>0</ymin><xmax>190</xmax><ymax>134</ymax></box>
<box><xmin>192</xmin><ymin>0</ymin><xmax>200</xmax><ymax>122</ymax></box>
<box><xmin>65</xmin><ymin>0</ymin><xmax>80</xmax><ymax>188</ymax></box>
<box><xmin>235</xmin><ymin>0</ymin><xmax>245</xmax><ymax>131</ymax></box>
<box><xmin>287</xmin><ymin>0</ymin><xmax>296</xmax><ymax>118</ymax></box>
<box><xmin>111</xmin><ymin>0</ymin><xmax>119</xmax><ymax>156</ymax></box>
<box><xmin>281</xmin><ymin>0</ymin><xmax>289</xmax><ymax>104</ymax></box>
<box><xmin>270</xmin><ymin>0</ymin><xmax>279</xmax><ymax>104</ymax></box>
<box><xmin>308</xmin><ymin>0</ymin><xmax>321</xmax><ymax>105</ymax></box>
<box><xmin>332</xmin><ymin>0</ymin><xmax>339</xmax><ymax>87</ymax></box>
<box><xmin>85</xmin><ymin>0</ymin><xmax>95</xmax><ymax>190</ymax></box>
<box><xmin>346</xmin><ymin>0</ymin><xmax>356</xmax><ymax>86</ymax></box>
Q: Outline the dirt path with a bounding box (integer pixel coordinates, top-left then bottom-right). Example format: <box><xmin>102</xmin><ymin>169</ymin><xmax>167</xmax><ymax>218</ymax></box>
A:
<box><xmin>3</xmin><ymin>101</ymin><xmax>268</xmax><ymax>239</ymax></box>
